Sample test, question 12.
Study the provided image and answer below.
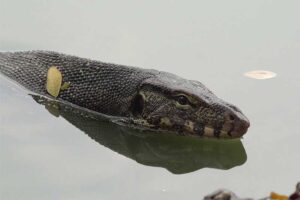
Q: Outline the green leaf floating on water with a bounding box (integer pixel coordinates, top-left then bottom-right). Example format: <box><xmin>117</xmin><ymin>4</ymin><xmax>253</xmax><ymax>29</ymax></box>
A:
<box><xmin>46</xmin><ymin>66</ymin><xmax>62</xmax><ymax>97</ymax></box>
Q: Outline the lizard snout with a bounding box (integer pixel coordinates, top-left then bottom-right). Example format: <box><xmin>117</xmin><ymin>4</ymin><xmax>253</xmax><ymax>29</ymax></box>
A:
<box><xmin>224</xmin><ymin>108</ymin><xmax>250</xmax><ymax>138</ymax></box>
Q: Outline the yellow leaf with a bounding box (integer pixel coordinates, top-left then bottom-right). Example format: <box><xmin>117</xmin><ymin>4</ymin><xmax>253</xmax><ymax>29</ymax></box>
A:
<box><xmin>270</xmin><ymin>192</ymin><xmax>288</xmax><ymax>200</ymax></box>
<box><xmin>46</xmin><ymin>66</ymin><xmax>62</xmax><ymax>97</ymax></box>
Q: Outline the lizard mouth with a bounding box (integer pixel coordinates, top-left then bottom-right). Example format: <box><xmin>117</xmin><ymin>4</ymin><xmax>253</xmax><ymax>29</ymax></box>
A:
<box><xmin>204</xmin><ymin>115</ymin><xmax>250</xmax><ymax>138</ymax></box>
<box><xmin>201</xmin><ymin>123</ymin><xmax>249</xmax><ymax>138</ymax></box>
<box><xmin>184</xmin><ymin>113</ymin><xmax>250</xmax><ymax>138</ymax></box>
<box><xmin>137</xmin><ymin>111</ymin><xmax>250</xmax><ymax>139</ymax></box>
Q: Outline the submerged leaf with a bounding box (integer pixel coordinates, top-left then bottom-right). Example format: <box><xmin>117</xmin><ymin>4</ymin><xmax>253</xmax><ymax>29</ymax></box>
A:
<box><xmin>46</xmin><ymin>66</ymin><xmax>62</xmax><ymax>97</ymax></box>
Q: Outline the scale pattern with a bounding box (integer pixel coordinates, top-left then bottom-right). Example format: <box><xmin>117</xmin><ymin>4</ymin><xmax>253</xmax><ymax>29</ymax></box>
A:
<box><xmin>0</xmin><ymin>51</ymin><xmax>156</xmax><ymax>116</ymax></box>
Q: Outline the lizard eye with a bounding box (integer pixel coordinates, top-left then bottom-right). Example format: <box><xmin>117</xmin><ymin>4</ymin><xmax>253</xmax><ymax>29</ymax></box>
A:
<box><xmin>176</xmin><ymin>95</ymin><xmax>189</xmax><ymax>105</ymax></box>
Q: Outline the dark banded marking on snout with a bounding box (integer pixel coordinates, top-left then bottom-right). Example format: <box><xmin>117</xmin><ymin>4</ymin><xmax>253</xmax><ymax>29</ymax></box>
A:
<box><xmin>214</xmin><ymin>129</ymin><xmax>221</xmax><ymax>138</ymax></box>
<box><xmin>194</xmin><ymin>125</ymin><xmax>204</xmax><ymax>136</ymax></box>
<box><xmin>147</xmin><ymin>116</ymin><xmax>239</xmax><ymax>138</ymax></box>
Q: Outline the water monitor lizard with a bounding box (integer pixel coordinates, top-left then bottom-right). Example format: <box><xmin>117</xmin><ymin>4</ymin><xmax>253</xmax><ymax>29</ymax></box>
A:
<box><xmin>0</xmin><ymin>51</ymin><xmax>250</xmax><ymax>138</ymax></box>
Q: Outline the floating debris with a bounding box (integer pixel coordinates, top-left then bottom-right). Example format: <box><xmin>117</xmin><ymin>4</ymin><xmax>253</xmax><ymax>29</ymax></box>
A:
<box><xmin>244</xmin><ymin>70</ymin><xmax>277</xmax><ymax>80</ymax></box>
<box><xmin>46</xmin><ymin>66</ymin><xmax>62</xmax><ymax>97</ymax></box>
<box><xmin>203</xmin><ymin>182</ymin><xmax>300</xmax><ymax>200</ymax></box>
<box><xmin>270</xmin><ymin>192</ymin><xmax>288</xmax><ymax>200</ymax></box>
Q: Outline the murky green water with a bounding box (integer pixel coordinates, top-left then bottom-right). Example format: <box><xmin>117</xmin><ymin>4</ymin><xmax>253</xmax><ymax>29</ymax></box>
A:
<box><xmin>1</xmin><ymin>1</ymin><xmax>299</xmax><ymax>199</ymax></box>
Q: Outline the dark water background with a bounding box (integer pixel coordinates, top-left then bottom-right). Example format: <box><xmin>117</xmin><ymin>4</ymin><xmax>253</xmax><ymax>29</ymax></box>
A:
<box><xmin>1</xmin><ymin>1</ymin><xmax>299</xmax><ymax>199</ymax></box>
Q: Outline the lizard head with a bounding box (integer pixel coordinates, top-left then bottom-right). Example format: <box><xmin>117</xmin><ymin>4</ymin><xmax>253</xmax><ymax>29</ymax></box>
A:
<box><xmin>130</xmin><ymin>72</ymin><xmax>250</xmax><ymax>138</ymax></box>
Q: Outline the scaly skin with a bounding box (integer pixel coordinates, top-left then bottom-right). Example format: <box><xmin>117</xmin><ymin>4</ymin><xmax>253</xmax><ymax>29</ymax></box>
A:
<box><xmin>0</xmin><ymin>51</ymin><xmax>250</xmax><ymax>138</ymax></box>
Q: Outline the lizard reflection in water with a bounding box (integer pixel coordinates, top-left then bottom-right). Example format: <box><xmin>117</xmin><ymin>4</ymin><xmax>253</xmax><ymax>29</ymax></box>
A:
<box><xmin>32</xmin><ymin>95</ymin><xmax>247</xmax><ymax>174</ymax></box>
